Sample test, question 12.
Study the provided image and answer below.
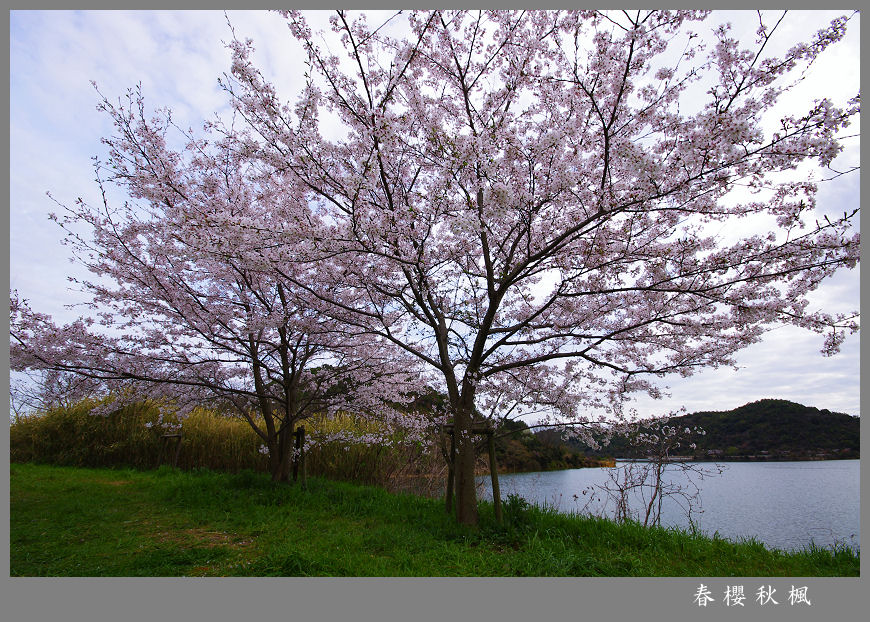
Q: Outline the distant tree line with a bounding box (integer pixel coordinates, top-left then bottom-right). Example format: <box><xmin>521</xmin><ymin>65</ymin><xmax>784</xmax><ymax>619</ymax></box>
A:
<box><xmin>570</xmin><ymin>399</ymin><xmax>859</xmax><ymax>460</ymax></box>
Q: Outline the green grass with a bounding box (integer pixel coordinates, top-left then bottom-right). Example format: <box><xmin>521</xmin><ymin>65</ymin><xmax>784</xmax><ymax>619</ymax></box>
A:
<box><xmin>10</xmin><ymin>463</ymin><xmax>859</xmax><ymax>577</ymax></box>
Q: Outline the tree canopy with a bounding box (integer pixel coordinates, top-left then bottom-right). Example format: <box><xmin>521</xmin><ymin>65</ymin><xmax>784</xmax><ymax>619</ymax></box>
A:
<box><xmin>11</xmin><ymin>10</ymin><xmax>859</xmax><ymax>523</ymax></box>
<box><xmin>10</xmin><ymin>85</ymin><xmax>427</xmax><ymax>482</ymax></box>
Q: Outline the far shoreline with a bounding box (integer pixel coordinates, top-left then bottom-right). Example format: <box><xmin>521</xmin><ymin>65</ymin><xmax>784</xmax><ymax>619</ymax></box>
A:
<box><xmin>495</xmin><ymin>456</ymin><xmax>860</xmax><ymax>474</ymax></box>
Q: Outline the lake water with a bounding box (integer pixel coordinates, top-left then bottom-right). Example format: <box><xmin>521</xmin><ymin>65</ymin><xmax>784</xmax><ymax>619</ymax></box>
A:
<box><xmin>477</xmin><ymin>460</ymin><xmax>860</xmax><ymax>552</ymax></box>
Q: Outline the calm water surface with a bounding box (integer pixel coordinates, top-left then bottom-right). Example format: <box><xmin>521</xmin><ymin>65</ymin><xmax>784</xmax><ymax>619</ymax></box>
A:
<box><xmin>478</xmin><ymin>460</ymin><xmax>860</xmax><ymax>552</ymax></box>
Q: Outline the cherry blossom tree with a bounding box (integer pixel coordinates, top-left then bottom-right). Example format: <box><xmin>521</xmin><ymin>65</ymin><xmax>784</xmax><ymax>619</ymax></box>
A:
<box><xmin>10</xmin><ymin>85</ymin><xmax>426</xmax><ymax>482</ymax></box>
<box><xmin>222</xmin><ymin>10</ymin><xmax>859</xmax><ymax>524</ymax></box>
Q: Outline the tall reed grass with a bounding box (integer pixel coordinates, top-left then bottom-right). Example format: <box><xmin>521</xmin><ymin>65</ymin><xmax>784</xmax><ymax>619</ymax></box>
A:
<box><xmin>9</xmin><ymin>400</ymin><xmax>445</xmax><ymax>494</ymax></box>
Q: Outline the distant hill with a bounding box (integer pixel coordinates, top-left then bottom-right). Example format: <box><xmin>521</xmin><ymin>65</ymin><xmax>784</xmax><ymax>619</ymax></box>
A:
<box><xmin>562</xmin><ymin>399</ymin><xmax>860</xmax><ymax>461</ymax></box>
<box><xmin>493</xmin><ymin>419</ymin><xmax>614</xmax><ymax>472</ymax></box>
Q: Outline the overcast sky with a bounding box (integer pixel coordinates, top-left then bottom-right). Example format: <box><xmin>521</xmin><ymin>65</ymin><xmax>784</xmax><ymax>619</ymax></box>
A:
<box><xmin>9</xmin><ymin>10</ymin><xmax>861</xmax><ymax>418</ymax></box>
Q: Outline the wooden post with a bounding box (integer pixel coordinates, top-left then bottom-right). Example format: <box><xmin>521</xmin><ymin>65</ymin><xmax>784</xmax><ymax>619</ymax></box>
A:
<box><xmin>293</xmin><ymin>426</ymin><xmax>307</xmax><ymax>488</ymax></box>
<box><xmin>445</xmin><ymin>427</ymin><xmax>456</xmax><ymax>514</ymax></box>
<box><xmin>299</xmin><ymin>425</ymin><xmax>307</xmax><ymax>489</ymax></box>
<box><xmin>487</xmin><ymin>430</ymin><xmax>502</xmax><ymax>524</ymax></box>
<box><xmin>293</xmin><ymin>426</ymin><xmax>301</xmax><ymax>482</ymax></box>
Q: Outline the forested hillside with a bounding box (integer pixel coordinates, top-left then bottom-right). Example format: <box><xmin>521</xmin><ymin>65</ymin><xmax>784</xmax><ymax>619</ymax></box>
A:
<box><xmin>493</xmin><ymin>419</ymin><xmax>614</xmax><ymax>472</ymax></box>
<box><xmin>573</xmin><ymin>399</ymin><xmax>859</xmax><ymax>460</ymax></box>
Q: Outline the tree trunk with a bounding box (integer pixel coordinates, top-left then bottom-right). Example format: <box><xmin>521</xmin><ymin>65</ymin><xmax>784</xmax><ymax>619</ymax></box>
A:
<box><xmin>269</xmin><ymin>428</ymin><xmax>294</xmax><ymax>483</ymax></box>
<box><xmin>452</xmin><ymin>397</ymin><xmax>479</xmax><ymax>526</ymax></box>
<box><xmin>268</xmin><ymin>442</ymin><xmax>285</xmax><ymax>482</ymax></box>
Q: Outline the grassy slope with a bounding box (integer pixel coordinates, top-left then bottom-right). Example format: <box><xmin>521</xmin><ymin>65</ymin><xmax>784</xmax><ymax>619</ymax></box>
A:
<box><xmin>9</xmin><ymin>463</ymin><xmax>858</xmax><ymax>577</ymax></box>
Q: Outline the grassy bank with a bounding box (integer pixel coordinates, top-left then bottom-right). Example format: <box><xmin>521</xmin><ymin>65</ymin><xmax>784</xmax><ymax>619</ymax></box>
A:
<box><xmin>9</xmin><ymin>463</ymin><xmax>858</xmax><ymax>576</ymax></box>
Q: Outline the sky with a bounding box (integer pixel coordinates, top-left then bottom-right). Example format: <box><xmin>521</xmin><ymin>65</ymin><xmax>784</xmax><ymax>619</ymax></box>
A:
<box><xmin>8</xmin><ymin>10</ymin><xmax>861</xmax><ymax>418</ymax></box>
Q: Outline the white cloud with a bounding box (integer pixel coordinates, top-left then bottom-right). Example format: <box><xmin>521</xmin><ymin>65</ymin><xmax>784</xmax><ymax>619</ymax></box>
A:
<box><xmin>629</xmin><ymin>323</ymin><xmax>860</xmax><ymax>416</ymax></box>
